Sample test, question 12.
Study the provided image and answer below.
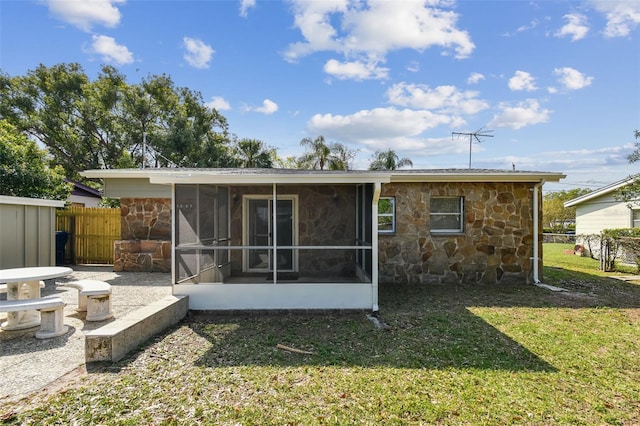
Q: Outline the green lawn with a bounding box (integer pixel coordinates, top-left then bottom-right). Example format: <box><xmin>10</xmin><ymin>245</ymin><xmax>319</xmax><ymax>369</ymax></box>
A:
<box><xmin>6</xmin><ymin>244</ymin><xmax>640</xmax><ymax>425</ymax></box>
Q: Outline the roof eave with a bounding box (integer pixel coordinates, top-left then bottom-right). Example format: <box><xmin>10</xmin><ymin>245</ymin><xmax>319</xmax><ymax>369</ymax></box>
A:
<box><xmin>390</xmin><ymin>172</ymin><xmax>565</xmax><ymax>183</ymax></box>
<box><xmin>564</xmin><ymin>175</ymin><xmax>638</xmax><ymax>207</ymax></box>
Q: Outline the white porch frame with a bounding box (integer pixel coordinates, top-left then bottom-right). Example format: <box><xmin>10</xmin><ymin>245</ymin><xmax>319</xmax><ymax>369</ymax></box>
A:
<box><xmin>163</xmin><ymin>172</ymin><xmax>389</xmax><ymax>312</ymax></box>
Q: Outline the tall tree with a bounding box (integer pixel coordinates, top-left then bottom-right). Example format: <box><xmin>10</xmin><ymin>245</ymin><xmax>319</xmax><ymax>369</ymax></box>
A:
<box><xmin>0</xmin><ymin>63</ymin><xmax>235</xmax><ymax>177</ymax></box>
<box><xmin>328</xmin><ymin>142</ymin><xmax>356</xmax><ymax>170</ymax></box>
<box><xmin>543</xmin><ymin>188</ymin><xmax>592</xmax><ymax>233</ymax></box>
<box><xmin>299</xmin><ymin>135</ymin><xmax>331</xmax><ymax>170</ymax></box>
<box><xmin>298</xmin><ymin>136</ymin><xmax>355</xmax><ymax>170</ymax></box>
<box><xmin>233</xmin><ymin>138</ymin><xmax>274</xmax><ymax>168</ymax></box>
<box><xmin>0</xmin><ymin>120</ymin><xmax>71</xmax><ymax>200</ymax></box>
<box><xmin>368</xmin><ymin>148</ymin><xmax>413</xmax><ymax>170</ymax></box>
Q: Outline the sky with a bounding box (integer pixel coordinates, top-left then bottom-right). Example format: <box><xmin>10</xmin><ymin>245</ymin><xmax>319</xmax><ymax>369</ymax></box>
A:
<box><xmin>1</xmin><ymin>0</ymin><xmax>639</xmax><ymax>192</ymax></box>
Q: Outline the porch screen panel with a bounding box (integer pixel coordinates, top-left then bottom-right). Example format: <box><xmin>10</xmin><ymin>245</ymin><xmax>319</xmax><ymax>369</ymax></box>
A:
<box><xmin>355</xmin><ymin>184</ymin><xmax>373</xmax><ymax>277</ymax></box>
<box><xmin>175</xmin><ymin>185</ymin><xmax>198</xmax><ymax>281</ymax></box>
<box><xmin>248</xmin><ymin>199</ymin><xmax>269</xmax><ymax>270</ymax></box>
<box><xmin>356</xmin><ymin>185</ymin><xmax>364</xmax><ymax>267</ymax></box>
<box><xmin>217</xmin><ymin>186</ymin><xmax>230</xmax><ymax>267</ymax></box>
<box><xmin>199</xmin><ymin>185</ymin><xmax>217</xmax><ymax>274</ymax></box>
<box><xmin>364</xmin><ymin>183</ymin><xmax>373</xmax><ymax>276</ymax></box>
<box><xmin>275</xmin><ymin>199</ymin><xmax>293</xmax><ymax>270</ymax></box>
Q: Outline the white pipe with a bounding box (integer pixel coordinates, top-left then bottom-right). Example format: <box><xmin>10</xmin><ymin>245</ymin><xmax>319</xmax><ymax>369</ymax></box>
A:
<box><xmin>272</xmin><ymin>183</ymin><xmax>277</xmax><ymax>284</ymax></box>
<box><xmin>532</xmin><ymin>179</ymin><xmax>545</xmax><ymax>283</ymax></box>
<box><xmin>371</xmin><ymin>182</ymin><xmax>381</xmax><ymax>312</ymax></box>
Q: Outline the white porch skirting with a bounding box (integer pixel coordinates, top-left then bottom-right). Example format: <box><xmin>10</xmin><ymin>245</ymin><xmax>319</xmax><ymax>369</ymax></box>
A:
<box><xmin>174</xmin><ymin>283</ymin><xmax>375</xmax><ymax>311</ymax></box>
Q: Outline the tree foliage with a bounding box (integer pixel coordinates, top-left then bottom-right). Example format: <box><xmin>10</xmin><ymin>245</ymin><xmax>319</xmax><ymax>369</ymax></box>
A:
<box><xmin>615</xmin><ymin>130</ymin><xmax>640</xmax><ymax>205</ymax></box>
<box><xmin>0</xmin><ymin>63</ymin><xmax>235</xmax><ymax>179</ymax></box>
<box><xmin>368</xmin><ymin>148</ymin><xmax>413</xmax><ymax>170</ymax></box>
<box><xmin>543</xmin><ymin>188</ymin><xmax>592</xmax><ymax>233</ymax></box>
<box><xmin>298</xmin><ymin>136</ymin><xmax>355</xmax><ymax>170</ymax></box>
<box><xmin>233</xmin><ymin>138</ymin><xmax>274</xmax><ymax>168</ymax></box>
<box><xmin>0</xmin><ymin>120</ymin><xmax>71</xmax><ymax>200</ymax></box>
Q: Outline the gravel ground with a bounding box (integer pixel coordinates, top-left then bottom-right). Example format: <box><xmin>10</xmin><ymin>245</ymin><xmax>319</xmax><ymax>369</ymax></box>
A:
<box><xmin>0</xmin><ymin>266</ymin><xmax>172</xmax><ymax>403</ymax></box>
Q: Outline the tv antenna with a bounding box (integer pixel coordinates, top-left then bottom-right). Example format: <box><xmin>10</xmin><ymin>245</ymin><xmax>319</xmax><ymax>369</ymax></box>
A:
<box><xmin>452</xmin><ymin>128</ymin><xmax>494</xmax><ymax>168</ymax></box>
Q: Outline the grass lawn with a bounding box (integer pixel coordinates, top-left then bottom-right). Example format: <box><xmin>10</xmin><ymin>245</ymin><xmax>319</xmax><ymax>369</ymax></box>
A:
<box><xmin>5</xmin><ymin>243</ymin><xmax>640</xmax><ymax>425</ymax></box>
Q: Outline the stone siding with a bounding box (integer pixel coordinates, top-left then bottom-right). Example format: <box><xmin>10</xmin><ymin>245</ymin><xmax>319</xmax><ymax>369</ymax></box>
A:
<box><xmin>379</xmin><ymin>182</ymin><xmax>540</xmax><ymax>286</ymax></box>
<box><xmin>115</xmin><ymin>198</ymin><xmax>171</xmax><ymax>272</ymax></box>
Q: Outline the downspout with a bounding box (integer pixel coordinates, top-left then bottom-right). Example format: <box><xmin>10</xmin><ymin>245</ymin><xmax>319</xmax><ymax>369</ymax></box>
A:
<box><xmin>532</xmin><ymin>179</ymin><xmax>545</xmax><ymax>283</ymax></box>
<box><xmin>371</xmin><ymin>181</ymin><xmax>381</xmax><ymax>312</ymax></box>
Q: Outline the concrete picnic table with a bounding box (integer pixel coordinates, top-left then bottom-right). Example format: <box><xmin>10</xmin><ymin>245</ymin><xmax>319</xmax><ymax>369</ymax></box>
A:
<box><xmin>0</xmin><ymin>266</ymin><xmax>72</xmax><ymax>330</ymax></box>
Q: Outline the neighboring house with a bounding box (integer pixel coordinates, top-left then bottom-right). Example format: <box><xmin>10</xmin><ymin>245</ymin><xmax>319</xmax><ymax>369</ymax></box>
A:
<box><xmin>564</xmin><ymin>176</ymin><xmax>640</xmax><ymax>235</ymax></box>
<box><xmin>67</xmin><ymin>180</ymin><xmax>102</xmax><ymax>207</ymax></box>
<box><xmin>81</xmin><ymin>168</ymin><xmax>564</xmax><ymax>312</ymax></box>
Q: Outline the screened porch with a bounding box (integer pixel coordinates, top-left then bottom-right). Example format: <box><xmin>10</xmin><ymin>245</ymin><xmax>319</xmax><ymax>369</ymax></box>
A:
<box><xmin>171</xmin><ymin>179</ymin><xmax>383</xmax><ymax>311</ymax></box>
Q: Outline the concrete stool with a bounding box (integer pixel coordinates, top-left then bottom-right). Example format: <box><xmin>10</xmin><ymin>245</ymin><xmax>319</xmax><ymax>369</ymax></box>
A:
<box><xmin>0</xmin><ymin>296</ymin><xmax>67</xmax><ymax>338</ymax></box>
<box><xmin>62</xmin><ymin>280</ymin><xmax>113</xmax><ymax>321</ymax></box>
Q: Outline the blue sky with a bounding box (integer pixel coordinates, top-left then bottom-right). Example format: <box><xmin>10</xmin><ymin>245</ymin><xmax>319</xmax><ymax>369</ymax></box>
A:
<box><xmin>1</xmin><ymin>0</ymin><xmax>639</xmax><ymax>192</ymax></box>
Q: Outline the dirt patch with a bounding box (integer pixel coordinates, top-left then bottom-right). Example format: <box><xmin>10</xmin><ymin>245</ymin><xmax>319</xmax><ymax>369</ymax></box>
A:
<box><xmin>3</xmin><ymin>365</ymin><xmax>87</xmax><ymax>416</ymax></box>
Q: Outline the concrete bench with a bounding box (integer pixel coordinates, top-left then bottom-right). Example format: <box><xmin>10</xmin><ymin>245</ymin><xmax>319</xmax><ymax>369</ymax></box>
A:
<box><xmin>61</xmin><ymin>280</ymin><xmax>113</xmax><ymax>321</ymax></box>
<box><xmin>0</xmin><ymin>296</ymin><xmax>68</xmax><ymax>338</ymax></box>
<box><xmin>0</xmin><ymin>280</ymin><xmax>46</xmax><ymax>294</ymax></box>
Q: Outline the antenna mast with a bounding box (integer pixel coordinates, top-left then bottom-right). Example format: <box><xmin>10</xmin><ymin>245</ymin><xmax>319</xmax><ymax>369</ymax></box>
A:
<box><xmin>452</xmin><ymin>128</ymin><xmax>494</xmax><ymax>168</ymax></box>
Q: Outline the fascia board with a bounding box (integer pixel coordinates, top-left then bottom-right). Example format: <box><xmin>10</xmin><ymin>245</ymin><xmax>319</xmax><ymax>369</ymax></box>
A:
<box><xmin>390</xmin><ymin>172</ymin><xmax>565</xmax><ymax>183</ymax></box>
<box><xmin>149</xmin><ymin>173</ymin><xmax>391</xmax><ymax>185</ymax></box>
<box><xmin>0</xmin><ymin>195</ymin><xmax>65</xmax><ymax>208</ymax></box>
<box><xmin>564</xmin><ymin>177</ymin><xmax>637</xmax><ymax>207</ymax></box>
<box><xmin>81</xmin><ymin>169</ymin><xmax>391</xmax><ymax>185</ymax></box>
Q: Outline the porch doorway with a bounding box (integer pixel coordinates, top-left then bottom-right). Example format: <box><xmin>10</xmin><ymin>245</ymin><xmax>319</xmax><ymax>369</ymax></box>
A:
<box><xmin>243</xmin><ymin>195</ymin><xmax>297</xmax><ymax>273</ymax></box>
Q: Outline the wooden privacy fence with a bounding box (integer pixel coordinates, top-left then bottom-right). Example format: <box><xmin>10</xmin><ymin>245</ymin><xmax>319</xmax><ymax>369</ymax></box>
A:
<box><xmin>56</xmin><ymin>207</ymin><xmax>121</xmax><ymax>265</ymax></box>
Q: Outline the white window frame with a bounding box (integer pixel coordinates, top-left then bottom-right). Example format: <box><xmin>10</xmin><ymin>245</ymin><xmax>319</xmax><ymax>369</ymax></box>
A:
<box><xmin>632</xmin><ymin>209</ymin><xmax>640</xmax><ymax>228</ymax></box>
<box><xmin>378</xmin><ymin>197</ymin><xmax>395</xmax><ymax>234</ymax></box>
<box><xmin>430</xmin><ymin>196</ymin><xmax>464</xmax><ymax>233</ymax></box>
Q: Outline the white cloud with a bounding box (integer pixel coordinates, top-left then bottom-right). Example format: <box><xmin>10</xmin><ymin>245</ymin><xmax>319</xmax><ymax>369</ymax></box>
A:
<box><xmin>323</xmin><ymin>58</ymin><xmax>389</xmax><ymax>80</ymax></box>
<box><xmin>406</xmin><ymin>61</ymin><xmax>420</xmax><ymax>73</ymax></box>
<box><xmin>588</xmin><ymin>0</ymin><xmax>640</xmax><ymax>37</ymax></box>
<box><xmin>555</xmin><ymin>13</ymin><xmax>590</xmax><ymax>41</ymax></box>
<box><xmin>502</xmin><ymin>18</ymin><xmax>539</xmax><ymax>37</ymax></box>
<box><xmin>308</xmin><ymin>107</ymin><xmax>452</xmax><ymax>149</ymax></box>
<box><xmin>239</xmin><ymin>0</ymin><xmax>256</xmax><ymax>17</ymax></box>
<box><xmin>285</xmin><ymin>0</ymin><xmax>474</xmax><ymax>77</ymax></box>
<box><xmin>183</xmin><ymin>37</ymin><xmax>214</xmax><ymax>69</ymax></box>
<box><xmin>205</xmin><ymin>96</ymin><xmax>231</xmax><ymax>111</ymax></box>
<box><xmin>508</xmin><ymin>70</ymin><xmax>537</xmax><ymax>91</ymax></box>
<box><xmin>84</xmin><ymin>34</ymin><xmax>133</xmax><ymax>65</ymax></box>
<box><xmin>489</xmin><ymin>99</ymin><xmax>551</xmax><ymax>129</ymax></box>
<box><xmin>45</xmin><ymin>0</ymin><xmax>124</xmax><ymax>31</ymax></box>
<box><xmin>467</xmin><ymin>72</ymin><xmax>485</xmax><ymax>84</ymax></box>
<box><xmin>250</xmin><ymin>99</ymin><xmax>279</xmax><ymax>115</ymax></box>
<box><xmin>554</xmin><ymin>67</ymin><xmax>594</xmax><ymax>90</ymax></box>
<box><xmin>386</xmin><ymin>82</ymin><xmax>489</xmax><ymax>115</ymax></box>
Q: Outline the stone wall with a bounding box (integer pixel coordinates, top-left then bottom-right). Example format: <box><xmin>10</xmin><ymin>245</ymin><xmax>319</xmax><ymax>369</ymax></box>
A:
<box><xmin>114</xmin><ymin>240</ymin><xmax>171</xmax><ymax>272</ymax></box>
<box><xmin>115</xmin><ymin>198</ymin><xmax>171</xmax><ymax>272</ymax></box>
<box><xmin>378</xmin><ymin>181</ymin><xmax>541</xmax><ymax>286</ymax></box>
<box><xmin>229</xmin><ymin>185</ymin><xmax>356</xmax><ymax>276</ymax></box>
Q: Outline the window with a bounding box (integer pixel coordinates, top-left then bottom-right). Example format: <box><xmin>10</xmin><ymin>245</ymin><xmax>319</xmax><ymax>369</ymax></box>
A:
<box><xmin>378</xmin><ymin>197</ymin><xmax>395</xmax><ymax>233</ymax></box>
<box><xmin>430</xmin><ymin>197</ymin><xmax>464</xmax><ymax>233</ymax></box>
<box><xmin>633</xmin><ymin>210</ymin><xmax>640</xmax><ymax>228</ymax></box>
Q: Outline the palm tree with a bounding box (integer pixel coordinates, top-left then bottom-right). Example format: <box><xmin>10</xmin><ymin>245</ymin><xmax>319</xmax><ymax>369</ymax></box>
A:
<box><xmin>298</xmin><ymin>136</ymin><xmax>356</xmax><ymax>171</ymax></box>
<box><xmin>328</xmin><ymin>142</ymin><xmax>356</xmax><ymax>170</ymax></box>
<box><xmin>368</xmin><ymin>148</ymin><xmax>413</xmax><ymax>170</ymax></box>
<box><xmin>298</xmin><ymin>136</ymin><xmax>331</xmax><ymax>170</ymax></box>
<box><xmin>235</xmin><ymin>138</ymin><xmax>273</xmax><ymax>168</ymax></box>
